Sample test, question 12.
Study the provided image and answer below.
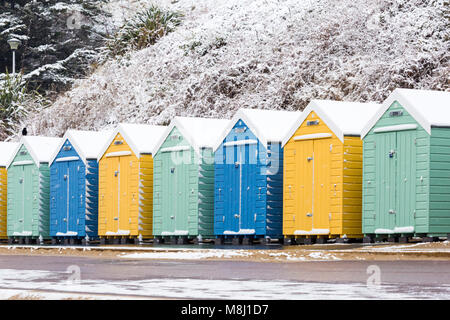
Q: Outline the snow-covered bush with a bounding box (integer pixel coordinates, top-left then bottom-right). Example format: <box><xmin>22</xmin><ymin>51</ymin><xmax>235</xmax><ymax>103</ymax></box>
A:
<box><xmin>105</xmin><ymin>5</ymin><xmax>183</xmax><ymax>58</ymax></box>
<box><xmin>0</xmin><ymin>72</ymin><xmax>47</xmax><ymax>139</ymax></box>
<box><xmin>23</xmin><ymin>0</ymin><xmax>450</xmax><ymax>137</ymax></box>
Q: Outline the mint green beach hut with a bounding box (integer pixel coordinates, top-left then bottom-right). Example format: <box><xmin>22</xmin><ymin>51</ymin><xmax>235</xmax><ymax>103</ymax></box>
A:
<box><xmin>7</xmin><ymin>136</ymin><xmax>61</xmax><ymax>244</ymax></box>
<box><xmin>152</xmin><ymin>117</ymin><xmax>229</xmax><ymax>244</ymax></box>
<box><xmin>361</xmin><ymin>88</ymin><xmax>450</xmax><ymax>242</ymax></box>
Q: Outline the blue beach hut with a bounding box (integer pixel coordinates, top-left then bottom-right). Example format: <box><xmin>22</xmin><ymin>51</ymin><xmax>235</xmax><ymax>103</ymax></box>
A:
<box><xmin>212</xmin><ymin>108</ymin><xmax>302</xmax><ymax>244</ymax></box>
<box><xmin>49</xmin><ymin>130</ymin><xmax>111</xmax><ymax>244</ymax></box>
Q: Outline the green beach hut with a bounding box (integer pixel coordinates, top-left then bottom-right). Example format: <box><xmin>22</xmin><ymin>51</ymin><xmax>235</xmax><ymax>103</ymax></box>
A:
<box><xmin>361</xmin><ymin>88</ymin><xmax>450</xmax><ymax>242</ymax></box>
<box><xmin>152</xmin><ymin>116</ymin><xmax>229</xmax><ymax>244</ymax></box>
<box><xmin>7</xmin><ymin>136</ymin><xmax>61</xmax><ymax>244</ymax></box>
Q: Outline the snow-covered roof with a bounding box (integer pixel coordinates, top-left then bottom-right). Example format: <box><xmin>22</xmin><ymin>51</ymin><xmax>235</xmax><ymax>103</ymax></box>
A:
<box><xmin>98</xmin><ymin>123</ymin><xmax>167</xmax><ymax>159</ymax></box>
<box><xmin>361</xmin><ymin>88</ymin><xmax>450</xmax><ymax>138</ymax></box>
<box><xmin>282</xmin><ymin>100</ymin><xmax>382</xmax><ymax>145</ymax></box>
<box><xmin>0</xmin><ymin>142</ymin><xmax>19</xmax><ymax>167</ymax></box>
<box><xmin>49</xmin><ymin>130</ymin><xmax>113</xmax><ymax>165</ymax></box>
<box><xmin>154</xmin><ymin>117</ymin><xmax>230</xmax><ymax>155</ymax></box>
<box><xmin>7</xmin><ymin>136</ymin><xmax>62</xmax><ymax>168</ymax></box>
<box><xmin>213</xmin><ymin>108</ymin><xmax>303</xmax><ymax>151</ymax></box>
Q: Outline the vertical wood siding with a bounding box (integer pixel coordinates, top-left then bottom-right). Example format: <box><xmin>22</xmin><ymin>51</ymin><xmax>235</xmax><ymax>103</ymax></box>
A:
<box><xmin>139</xmin><ymin>154</ymin><xmax>154</xmax><ymax>237</ymax></box>
<box><xmin>153</xmin><ymin>127</ymin><xmax>201</xmax><ymax>237</ymax></box>
<box><xmin>362</xmin><ymin>101</ymin><xmax>430</xmax><ymax>235</ymax></box>
<box><xmin>283</xmin><ymin>111</ymin><xmax>343</xmax><ymax>237</ymax></box>
<box><xmin>198</xmin><ymin>148</ymin><xmax>215</xmax><ymax>237</ymax></box>
<box><xmin>214</xmin><ymin>120</ymin><xmax>276</xmax><ymax>237</ymax></box>
<box><xmin>429</xmin><ymin>128</ymin><xmax>450</xmax><ymax>235</ymax></box>
<box><xmin>85</xmin><ymin>159</ymin><xmax>98</xmax><ymax>238</ymax></box>
<box><xmin>342</xmin><ymin>136</ymin><xmax>363</xmax><ymax>237</ymax></box>
<box><xmin>98</xmin><ymin>133</ymin><xmax>140</xmax><ymax>237</ymax></box>
<box><xmin>0</xmin><ymin>168</ymin><xmax>7</xmax><ymax>238</ymax></box>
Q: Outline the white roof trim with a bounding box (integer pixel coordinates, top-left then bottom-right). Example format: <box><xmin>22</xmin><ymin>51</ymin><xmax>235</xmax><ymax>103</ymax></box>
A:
<box><xmin>361</xmin><ymin>89</ymin><xmax>450</xmax><ymax>138</ymax></box>
<box><xmin>282</xmin><ymin>101</ymin><xmax>344</xmax><ymax>145</ymax></box>
<box><xmin>153</xmin><ymin>117</ymin><xmax>230</xmax><ymax>156</ymax></box>
<box><xmin>223</xmin><ymin>139</ymin><xmax>258</xmax><ymax>147</ymax></box>
<box><xmin>282</xmin><ymin>100</ymin><xmax>382</xmax><ymax>146</ymax></box>
<box><xmin>7</xmin><ymin>136</ymin><xmax>61</xmax><ymax>169</ymax></box>
<box><xmin>373</xmin><ymin>124</ymin><xmax>418</xmax><ymax>133</ymax></box>
<box><xmin>98</xmin><ymin>124</ymin><xmax>165</xmax><ymax>161</ymax></box>
<box><xmin>213</xmin><ymin>109</ymin><xmax>303</xmax><ymax>152</ymax></box>
<box><xmin>49</xmin><ymin>130</ymin><xmax>111</xmax><ymax>166</ymax></box>
<box><xmin>293</xmin><ymin>133</ymin><xmax>332</xmax><ymax>141</ymax></box>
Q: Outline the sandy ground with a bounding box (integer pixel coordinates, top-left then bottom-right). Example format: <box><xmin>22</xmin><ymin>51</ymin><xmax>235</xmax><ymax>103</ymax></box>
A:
<box><xmin>0</xmin><ymin>241</ymin><xmax>449</xmax><ymax>262</ymax></box>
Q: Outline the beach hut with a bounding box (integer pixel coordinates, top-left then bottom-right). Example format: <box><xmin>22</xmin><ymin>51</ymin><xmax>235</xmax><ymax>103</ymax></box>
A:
<box><xmin>7</xmin><ymin>136</ymin><xmax>62</xmax><ymax>244</ymax></box>
<box><xmin>0</xmin><ymin>142</ymin><xmax>19</xmax><ymax>239</ymax></box>
<box><xmin>281</xmin><ymin>100</ymin><xmax>381</xmax><ymax>244</ymax></box>
<box><xmin>213</xmin><ymin>108</ymin><xmax>303</xmax><ymax>244</ymax></box>
<box><xmin>361</xmin><ymin>88</ymin><xmax>450</xmax><ymax>242</ymax></box>
<box><xmin>48</xmin><ymin>130</ymin><xmax>111</xmax><ymax>244</ymax></box>
<box><xmin>97</xmin><ymin>123</ymin><xmax>166</xmax><ymax>244</ymax></box>
<box><xmin>152</xmin><ymin>117</ymin><xmax>230</xmax><ymax>244</ymax></box>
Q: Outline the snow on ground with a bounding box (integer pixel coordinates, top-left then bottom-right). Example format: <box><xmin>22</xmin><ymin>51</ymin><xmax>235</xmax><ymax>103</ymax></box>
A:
<box><xmin>0</xmin><ymin>268</ymin><xmax>448</xmax><ymax>300</ymax></box>
<box><xmin>119</xmin><ymin>249</ymin><xmax>253</xmax><ymax>260</ymax></box>
<box><xmin>25</xmin><ymin>0</ymin><xmax>449</xmax><ymax>137</ymax></box>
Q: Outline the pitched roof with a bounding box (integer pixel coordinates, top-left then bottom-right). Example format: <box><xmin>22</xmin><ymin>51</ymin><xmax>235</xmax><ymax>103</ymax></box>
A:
<box><xmin>153</xmin><ymin>117</ymin><xmax>230</xmax><ymax>155</ymax></box>
<box><xmin>361</xmin><ymin>88</ymin><xmax>450</xmax><ymax>138</ymax></box>
<box><xmin>0</xmin><ymin>142</ymin><xmax>19</xmax><ymax>167</ymax></box>
<box><xmin>8</xmin><ymin>136</ymin><xmax>62</xmax><ymax>168</ymax></box>
<box><xmin>213</xmin><ymin>108</ymin><xmax>303</xmax><ymax>151</ymax></box>
<box><xmin>98</xmin><ymin>123</ymin><xmax>167</xmax><ymax>159</ymax></box>
<box><xmin>49</xmin><ymin>130</ymin><xmax>113</xmax><ymax>165</ymax></box>
<box><xmin>282</xmin><ymin>100</ymin><xmax>382</xmax><ymax>145</ymax></box>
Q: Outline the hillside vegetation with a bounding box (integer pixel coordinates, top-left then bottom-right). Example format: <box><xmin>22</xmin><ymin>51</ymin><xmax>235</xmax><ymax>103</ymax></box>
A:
<box><xmin>18</xmin><ymin>0</ymin><xmax>450</xmax><ymax>137</ymax></box>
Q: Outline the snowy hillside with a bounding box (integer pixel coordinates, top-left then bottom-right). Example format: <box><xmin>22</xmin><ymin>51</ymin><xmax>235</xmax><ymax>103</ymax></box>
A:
<box><xmin>24</xmin><ymin>0</ymin><xmax>449</xmax><ymax>137</ymax></box>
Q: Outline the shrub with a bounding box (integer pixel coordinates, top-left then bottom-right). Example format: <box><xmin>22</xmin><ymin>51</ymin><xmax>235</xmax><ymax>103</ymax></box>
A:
<box><xmin>0</xmin><ymin>72</ymin><xmax>48</xmax><ymax>139</ymax></box>
<box><xmin>105</xmin><ymin>5</ymin><xmax>183</xmax><ymax>58</ymax></box>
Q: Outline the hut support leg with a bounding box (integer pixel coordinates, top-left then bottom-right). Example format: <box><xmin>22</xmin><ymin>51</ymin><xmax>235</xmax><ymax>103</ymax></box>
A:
<box><xmin>387</xmin><ymin>237</ymin><xmax>398</xmax><ymax>243</ymax></box>
<box><xmin>231</xmin><ymin>237</ymin><xmax>242</xmax><ymax>245</ymax></box>
<box><xmin>423</xmin><ymin>236</ymin><xmax>438</xmax><ymax>243</ymax></box>
<box><xmin>177</xmin><ymin>237</ymin><xmax>188</xmax><ymax>245</ymax></box>
<box><xmin>316</xmin><ymin>237</ymin><xmax>328</xmax><ymax>244</ymax></box>
<box><xmin>242</xmin><ymin>237</ymin><xmax>253</xmax><ymax>245</ymax></box>
<box><xmin>100</xmin><ymin>238</ymin><xmax>106</xmax><ymax>245</ymax></box>
<box><xmin>8</xmin><ymin>238</ymin><xmax>13</xmax><ymax>245</ymax></box>
<box><xmin>363</xmin><ymin>236</ymin><xmax>373</xmax><ymax>244</ymax></box>
<box><xmin>335</xmin><ymin>237</ymin><xmax>347</xmax><ymax>244</ymax></box>
<box><xmin>120</xmin><ymin>238</ymin><xmax>127</xmax><ymax>245</ymax></box>
<box><xmin>303</xmin><ymin>238</ymin><xmax>313</xmax><ymax>245</ymax></box>
<box><xmin>214</xmin><ymin>237</ymin><xmax>223</xmax><ymax>245</ymax></box>
<box><xmin>398</xmin><ymin>236</ymin><xmax>409</xmax><ymax>243</ymax></box>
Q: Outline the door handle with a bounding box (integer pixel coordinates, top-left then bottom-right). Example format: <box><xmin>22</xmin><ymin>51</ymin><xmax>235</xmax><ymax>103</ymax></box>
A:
<box><xmin>389</xmin><ymin>209</ymin><xmax>396</xmax><ymax>214</ymax></box>
<box><xmin>306</xmin><ymin>213</ymin><xmax>312</xmax><ymax>217</ymax></box>
<box><xmin>114</xmin><ymin>171</ymin><xmax>119</xmax><ymax>177</ymax></box>
<box><xmin>307</xmin><ymin>157</ymin><xmax>313</xmax><ymax>161</ymax></box>
<box><xmin>234</xmin><ymin>214</ymin><xmax>240</xmax><ymax>218</ymax></box>
<box><xmin>113</xmin><ymin>217</ymin><xmax>118</xmax><ymax>220</ymax></box>
<box><xmin>170</xmin><ymin>215</ymin><xmax>174</xmax><ymax>219</ymax></box>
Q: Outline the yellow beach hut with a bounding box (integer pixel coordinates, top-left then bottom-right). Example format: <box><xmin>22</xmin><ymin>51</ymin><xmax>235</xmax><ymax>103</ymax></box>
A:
<box><xmin>97</xmin><ymin>123</ymin><xmax>166</xmax><ymax>244</ymax></box>
<box><xmin>282</xmin><ymin>100</ymin><xmax>381</xmax><ymax>244</ymax></box>
<box><xmin>0</xmin><ymin>142</ymin><xmax>18</xmax><ymax>239</ymax></box>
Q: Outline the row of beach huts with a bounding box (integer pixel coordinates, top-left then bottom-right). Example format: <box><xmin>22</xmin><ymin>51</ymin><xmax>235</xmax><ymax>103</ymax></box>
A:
<box><xmin>0</xmin><ymin>88</ymin><xmax>449</xmax><ymax>245</ymax></box>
